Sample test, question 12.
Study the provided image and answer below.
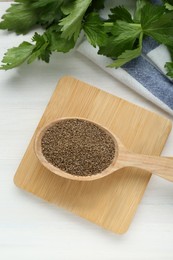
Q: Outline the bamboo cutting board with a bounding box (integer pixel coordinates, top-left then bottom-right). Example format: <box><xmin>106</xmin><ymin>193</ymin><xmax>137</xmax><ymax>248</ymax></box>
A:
<box><xmin>14</xmin><ymin>76</ymin><xmax>172</xmax><ymax>234</ymax></box>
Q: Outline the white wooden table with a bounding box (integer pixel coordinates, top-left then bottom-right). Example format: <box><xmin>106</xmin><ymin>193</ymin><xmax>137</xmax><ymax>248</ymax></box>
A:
<box><xmin>0</xmin><ymin>3</ymin><xmax>173</xmax><ymax>260</ymax></box>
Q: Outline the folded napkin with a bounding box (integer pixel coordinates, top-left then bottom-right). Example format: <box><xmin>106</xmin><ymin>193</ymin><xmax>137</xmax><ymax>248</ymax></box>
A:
<box><xmin>77</xmin><ymin>0</ymin><xmax>173</xmax><ymax>116</ymax></box>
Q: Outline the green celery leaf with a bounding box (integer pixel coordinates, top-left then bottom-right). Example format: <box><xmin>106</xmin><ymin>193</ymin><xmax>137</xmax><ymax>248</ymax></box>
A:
<box><xmin>99</xmin><ymin>21</ymin><xmax>142</xmax><ymax>58</ymax></box>
<box><xmin>163</xmin><ymin>0</ymin><xmax>173</xmax><ymax>4</ymax></box>
<box><xmin>28</xmin><ymin>28</ymin><xmax>75</xmax><ymax>63</ymax></box>
<box><xmin>89</xmin><ymin>0</ymin><xmax>104</xmax><ymax>10</ymax></box>
<box><xmin>108</xmin><ymin>45</ymin><xmax>142</xmax><ymax>68</ymax></box>
<box><xmin>0</xmin><ymin>3</ymin><xmax>37</xmax><ymax>34</ymax></box>
<box><xmin>165</xmin><ymin>3</ymin><xmax>173</xmax><ymax>10</ymax></box>
<box><xmin>162</xmin><ymin>0</ymin><xmax>173</xmax><ymax>11</ymax></box>
<box><xmin>0</xmin><ymin>0</ymin><xmax>65</xmax><ymax>33</ymax></box>
<box><xmin>0</xmin><ymin>27</ymin><xmax>76</xmax><ymax>70</ymax></box>
<box><xmin>83</xmin><ymin>13</ymin><xmax>106</xmax><ymax>47</ymax></box>
<box><xmin>165</xmin><ymin>62</ymin><xmax>173</xmax><ymax>77</ymax></box>
<box><xmin>108</xmin><ymin>6</ymin><xmax>133</xmax><ymax>23</ymax></box>
<box><xmin>104</xmin><ymin>20</ymin><xmax>141</xmax><ymax>36</ymax></box>
<box><xmin>59</xmin><ymin>0</ymin><xmax>92</xmax><ymax>41</ymax></box>
<box><xmin>142</xmin><ymin>10</ymin><xmax>173</xmax><ymax>46</ymax></box>
<box><xmin>27</xmin><ymin>32</ymin><xmax>50</xmax><ymax>63</ymax></box>
<box><xmin>140</xmin><ymin>3</ymin><xmax>165</xmax><ymax>29</ymax></box>
<box><xmin>47</xmin><ymin>28</ymin><xmax>75</xmax><ymax>52</ymax></box>
<box><xmin>0</xmin><ymin>42</ymin><xmax>34</xmax><ymax>70</ymax></box>
<box><xmin>31</xmin><ymin>0</ymin><xmax>63</xmax><ymax>8</ymax></box>
<box><xmin>134</xmin><ymin>0</ymin><xmax>150</xmax><ymax>22</ymax></box>
<box><xmin>31</xmin><ymin>0</ymin><xmax>64</xmax><ymax>26</ymax></box>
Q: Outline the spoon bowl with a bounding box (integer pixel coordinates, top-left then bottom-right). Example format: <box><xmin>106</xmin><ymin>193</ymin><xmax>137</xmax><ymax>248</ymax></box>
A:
<box><xmin>34</xmin><ymin>117</ymin><xmax>173</xmax><ymax>182</ymax></box>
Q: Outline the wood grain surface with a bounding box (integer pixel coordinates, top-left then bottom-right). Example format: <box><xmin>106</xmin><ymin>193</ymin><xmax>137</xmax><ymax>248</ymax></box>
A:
<box><xmin>14</xmin><ymin>76</ymin><xmax>172</xmax><ymax>234</ymax></box>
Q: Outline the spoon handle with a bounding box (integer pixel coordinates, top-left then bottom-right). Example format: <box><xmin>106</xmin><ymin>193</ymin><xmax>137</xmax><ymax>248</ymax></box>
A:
<box><xmin>118</xmin><ymin>152</ymin><xmax>173</xmax><ymax>182</ymax></box>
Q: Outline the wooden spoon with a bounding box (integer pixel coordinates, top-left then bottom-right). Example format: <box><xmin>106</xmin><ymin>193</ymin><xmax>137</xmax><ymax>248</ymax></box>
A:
<box><xmin>34</xmin><ymin>117</ymin><xmax>173</xmax><ymax>182</ymax></box>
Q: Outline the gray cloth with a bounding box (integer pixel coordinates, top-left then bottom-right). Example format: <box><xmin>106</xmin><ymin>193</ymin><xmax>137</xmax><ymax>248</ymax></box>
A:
<box><xmin>123</xmin><ymin>37</ymin><xmax>173</xmax><ymax>110</ymax></box>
